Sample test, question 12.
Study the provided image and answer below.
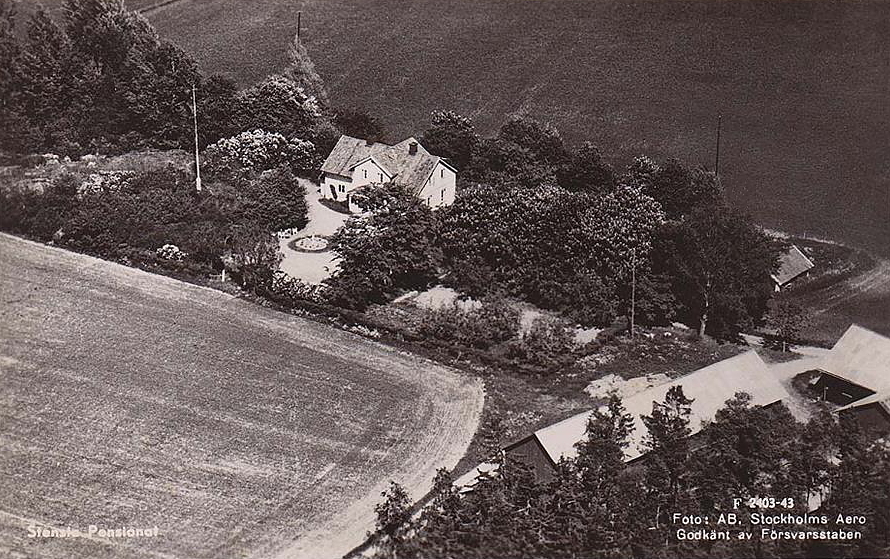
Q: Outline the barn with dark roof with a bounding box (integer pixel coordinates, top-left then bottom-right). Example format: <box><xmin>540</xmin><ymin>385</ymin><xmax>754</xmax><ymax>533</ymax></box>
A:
<box><xmin>771</xmin><ymin>244</ymin><xmax>815</xmax><ymax>291</ymax></box>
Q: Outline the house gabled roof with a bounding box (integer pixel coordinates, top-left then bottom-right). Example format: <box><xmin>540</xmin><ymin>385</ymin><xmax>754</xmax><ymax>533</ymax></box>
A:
<box><xmin>772</xmin><ymin>244</ymin><xmax>815</xmax><ymax>286</ymax></box>
<box><xmin>819</xmin><ymin>324</ymin><xmax>890</xmax><ymax>392</ymax></box>
<box><xmin>320</xmin><ymin>135</ymin><xmax>454</xmax><ymax>193</ymax></box>
<box><xmin>835</xmin><ymin>390</ymin><xmax>890</xmax><ymax>416</ymax></box>
<box><xmin>348</xmin><ymin>154</ymin><xmax>395</xmax><ymax>178</ymax></box>
<box><xmin>320</xmin><ymin>135</ymin><xmax>381</xmax><ymax>177</ymax></box>
<box><xmin>531</xmin><ymin>351</ymin><xmax>789</xmax><ymax>464</ymax></box>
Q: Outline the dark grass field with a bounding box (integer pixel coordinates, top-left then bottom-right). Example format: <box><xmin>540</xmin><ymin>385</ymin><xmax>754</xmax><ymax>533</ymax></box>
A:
<box><xmin>0</xmin><ymin>234</ymin><xmax>483</xmax><ymax>559</ymax></box>
<box><xmin>102</xmin><ymin>0</ymin><xmax>889</xmax><ymax>260</ymax></box>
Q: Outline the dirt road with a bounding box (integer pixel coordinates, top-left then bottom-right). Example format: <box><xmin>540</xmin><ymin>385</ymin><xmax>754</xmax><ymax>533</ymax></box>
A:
<box><xmin>0</xmin><ymin>234</ymin><xmax>483</xmax><ymax>559</ymax></box>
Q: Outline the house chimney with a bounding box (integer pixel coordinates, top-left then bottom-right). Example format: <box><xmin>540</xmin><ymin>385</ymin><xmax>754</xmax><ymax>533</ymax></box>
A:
<box><xmin>408</xmin><ymin>141</ymin><xmax>418</xmax><ymax>155</ymax></box>
<box><xmin>366</xmin><ymin>138</ymin><xmax>374</xmax><ymax>146</ymax></box>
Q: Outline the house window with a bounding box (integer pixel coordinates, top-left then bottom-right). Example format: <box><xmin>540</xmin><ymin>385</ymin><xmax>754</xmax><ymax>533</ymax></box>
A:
<box><xmin>427</xmin><ymin>196</ymin><xmax>432</xmax><ymax>206</ymax></box>
<box><xmin>441</xmin><ymin>189</ymin><xmax>445</xmax><ymax>201</ymax></box>
<box><xmin>440</xmin><ymin>169</ymin><xmax>444</xmax><ymax>178</ymax></box>
<box><xmin>339</xmin><ymin>184</ymin><xmax>345</xmax><ymax>193</ymax></box>
<box><xmin>363</xmin><ymin>169</ymin><xmax>367</xmax><ymax>179</ymax></box>
<box><xmin>379</xmin><ymin>173</ymin><xmax>384</xmax><ymax>182</ymax></box>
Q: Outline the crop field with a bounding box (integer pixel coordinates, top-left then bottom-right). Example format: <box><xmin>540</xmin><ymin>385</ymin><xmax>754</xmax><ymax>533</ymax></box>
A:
<box><xmin>92</xmin><ymin>0</ymin><xmax>888</xmax><ymax>259</ymax></box>
<box><xmin>0</xmin><ymin>234</ymin><xmax>483</xmax><ymax>559</ymax></box>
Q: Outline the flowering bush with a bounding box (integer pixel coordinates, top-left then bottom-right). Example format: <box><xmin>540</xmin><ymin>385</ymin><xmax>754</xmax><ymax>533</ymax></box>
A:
<box><xmin>156</xmin><ymin>244</ymin><xmax>186</xmax><ymax>261</ymax></box>
<box><xmin>77</xmin><ymin>171</ymin><xmax>135</xmax><ymax>197</ymax></box>
<box><xmin>270</xmin><ymin>271</ymin><xmax>325</xmax><ymax>304</ymax></box>
<box><xmin>203</xmin><ymin>130</ymin><xmax>319</xmax><ymax>177</ymax></box>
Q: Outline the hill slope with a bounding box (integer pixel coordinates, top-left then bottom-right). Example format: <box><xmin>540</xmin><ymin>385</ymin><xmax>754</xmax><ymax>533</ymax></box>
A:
<box><xmin>134</xmin><ymin>0</ymin><xmax>889</xmax><ymax>257</ymax></box>
<box><xmin>32</xmin><ymin>0</ymin><xmax>889</xmax><ymax>256</ymax></box>
<box><xmin>0</xmin><ymin>233</ymin><xmax>483</xmax><ymax>559</ymax></box>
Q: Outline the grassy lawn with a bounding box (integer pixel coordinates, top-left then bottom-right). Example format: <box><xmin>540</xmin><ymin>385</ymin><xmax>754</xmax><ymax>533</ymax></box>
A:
<box><xmin>0</xmin><ymin>234</ymin><xmax>482</xmax><ymax>559</ymax></box>
<box><xmin>776</xmin><ymin>237</ymin><xmax>890</xmax><ymax>345</ymax></box>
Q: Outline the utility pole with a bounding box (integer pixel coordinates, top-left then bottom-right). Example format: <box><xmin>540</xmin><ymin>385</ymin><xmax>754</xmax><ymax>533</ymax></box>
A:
<box><xmin>192</xmin><ymin>84</ymin><xmax>202</xmax><ymax>192</ymax></box>
<box><xmin>630</xmin><ymin>247</ymin><xmax>636</xmax><ymax>339</ymax></box>
<box><xmin>714</xmin><ymin>114</ymin><xmax>722</xmax><ymax>178</ymax></box>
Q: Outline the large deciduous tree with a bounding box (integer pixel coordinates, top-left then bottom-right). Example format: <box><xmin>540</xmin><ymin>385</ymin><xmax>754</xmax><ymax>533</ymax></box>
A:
<box><xmin>558</xmin><ymin>141</ymin><xmax>615</xmax><ymax>193</ymax></box>
<box><xmin>421</xmin><ymin>110</ymin><xmax>479</xmax><ymax>173</ymax></box>
<box><xmin>235</xmin><ymin>75</ymin><xmax>322</xmax><ymax>139</ymax></box>
<box><xmin>439</xmin><ymin>184</ymin><xmax>619</xmax><ymax>326</ymax></box>
<box><xmin>333</xmin><ymin>107</ymin><xmax>387</xmax><ymax>144</ymax></box>
<box><xmin>325</xmin><ymin>184</ymin><xmax>442</xmax><ymax>310</ymax></box>
<box><xmin>646</xmin><ymin>159</ymin><xmax>723</xmax><ymax>220</ymax></box>
<box><xmin>654</xmin><ymin>205</ymin><xmax>781</xmax><ymax>340</ymax></box>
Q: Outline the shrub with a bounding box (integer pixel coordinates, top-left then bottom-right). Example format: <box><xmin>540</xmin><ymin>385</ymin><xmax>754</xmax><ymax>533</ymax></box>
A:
<box><xmin>156</xmin><ymin>243</ymin><xmax>186</xmax><ymax>261</ymax></box>
<box><xmin>0</xmin><ymin>173</ymin><xmax>79</xmax><ymax>240</ymax></box>
<box><xmin>507</xmin><ymin>316</ymin><xmax>577</xmax><ymax>373</ymax></box>
<box><xmin>417</xmin><ymin>296</ymin><xmax>520</xmax><ymax>350</ymax></box>
<box><xmin>203</xmin><ymin>129</ymin><xmax>319</xmax><ymax>178</ymax></box>
<box><xmin>233</xmin><ymin>166</ymin><xmax>309</xmax><ymax>232</ymax></box>
<box><xmin>77</xmin><ymin>170</ymin><xmax>135</xmax><ymax>197</ymax></box>
<box><xmin>268</xmin><ymin>271</ymin><xmax>325</xmax><ymax>305</ymax></box>
<box><xmin>222</xmin><ymin>225</ymin><xmax>281</xmax><ymax>291</ymax></box>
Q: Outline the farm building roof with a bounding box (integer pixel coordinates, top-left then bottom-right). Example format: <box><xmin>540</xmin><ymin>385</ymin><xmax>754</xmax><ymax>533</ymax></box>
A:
<box><xmin>819</xmin><ymin>324</ymin><xmax>890</xmax><ymax>392</ymax></box>
<box><xmin>835</xmin><ymin>390</ymin><xmax>890</xmax><ymax>415</ymax></box>
<box><xmin>771</xmin><ymin>244</ymin><xmax>815</xmax><ymax>286</ymax></box>
<box><xmin>532</xmin><ymin>351</ymin><xmax>790</xmax><ymax>464</ymax></box>
<box><xmin>320</xmin><ymin>135</ymin><xmax>453</xmax><ymax>193</ymax></box>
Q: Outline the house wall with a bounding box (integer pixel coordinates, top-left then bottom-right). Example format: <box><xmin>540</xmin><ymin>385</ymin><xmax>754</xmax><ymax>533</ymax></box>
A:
<box><xmin>417</xmin><ymin>162</ymin><xmax>456</xmax><ymax>208</ymax></box>
<box><xmin>321</xmin><ymin>160</ymin><xmax>391</xmax><ymax>203</ymax></box>
<box><xmin>321</xmin><ymin>172</ymin><xmax>352</xmax><ymax>201</ymax></box>
<box><xmin>840</xmin><ymin>405</ymin><xmax>890</xmax><ymax>439</ymax></box>
<box><xmin>352</xmin><ymin>159</ymin><xmax>391</xmax><ymax>188</ymax></box>
<box><xmin>504</xmin><ymin>435</ymin><xmax>556</xmax><ymax>483</ymax></box>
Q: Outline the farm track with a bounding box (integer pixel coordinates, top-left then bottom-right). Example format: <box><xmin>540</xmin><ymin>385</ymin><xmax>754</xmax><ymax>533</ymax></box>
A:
<box><xmin>0</xmin><ymin>234</ymin><xmax>483</xmax><ymax>559</ymax></box>
<box><xmin>814</xmin><ymin>257</ymin><xmax>890</xmax><ymax>314</ymax></box>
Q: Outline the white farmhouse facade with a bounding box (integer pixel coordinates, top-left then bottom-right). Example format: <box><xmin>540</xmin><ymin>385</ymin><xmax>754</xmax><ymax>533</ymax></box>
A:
<box><xmin>319</xmin><ymin>135</ymin><xmax>457</xmax><ymax>212</ymax></box>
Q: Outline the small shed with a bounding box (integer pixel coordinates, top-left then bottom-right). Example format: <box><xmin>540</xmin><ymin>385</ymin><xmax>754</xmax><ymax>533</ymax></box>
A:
<box><xmin>771</xmin><ymin>244</ymin><xmax>815</xmax><ymax>292</ymax></box>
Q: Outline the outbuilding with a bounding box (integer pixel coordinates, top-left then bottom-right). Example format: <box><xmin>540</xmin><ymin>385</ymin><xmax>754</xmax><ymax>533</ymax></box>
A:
<box><xmin>504</xmin><ymin>351</ymin><xmax>790</xmax><ymax>482</ymax></box>
<box><xmin>811</xmin><ymin>324</ymin><xmax>890</xmax><ymax>405</ymax></box>
<box><xmin>836</xmin><ymin>392</ymin><xmax>890</xmax><ymax>439</ymax></box>
<box><xmin>771</xmin><ymin>244</ymin><xmax>815</xmax><ymax>292</ymax></box>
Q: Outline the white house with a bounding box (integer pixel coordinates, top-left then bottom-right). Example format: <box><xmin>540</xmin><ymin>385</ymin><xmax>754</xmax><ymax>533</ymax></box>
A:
<box><xmin>319</xmin><ymin>135</ymin><xmax>457</xmax><ymax>212</ymax></box>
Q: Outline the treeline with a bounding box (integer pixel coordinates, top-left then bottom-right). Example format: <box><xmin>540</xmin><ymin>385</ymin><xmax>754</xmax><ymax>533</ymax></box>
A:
<box><xmin>328</xmin><ymin>112</ymin><xmax>783</xmax><ymax>341</ymax></box>
<box><xmin>371</xmin><ymin>390</ymin><xmax>890</xmax><ymax>559</ymax></box>
<box><xmin>0</xmin><ymin>0</ymin><xmax>335</xmax><ymax>156</ymax></box>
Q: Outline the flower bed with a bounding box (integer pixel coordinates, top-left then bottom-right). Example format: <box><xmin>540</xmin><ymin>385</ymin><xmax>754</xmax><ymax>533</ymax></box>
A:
<box><xmin>288</xmin><ymin>235</ymin><xmax>330</xmax><ymax>253</ymax></box>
